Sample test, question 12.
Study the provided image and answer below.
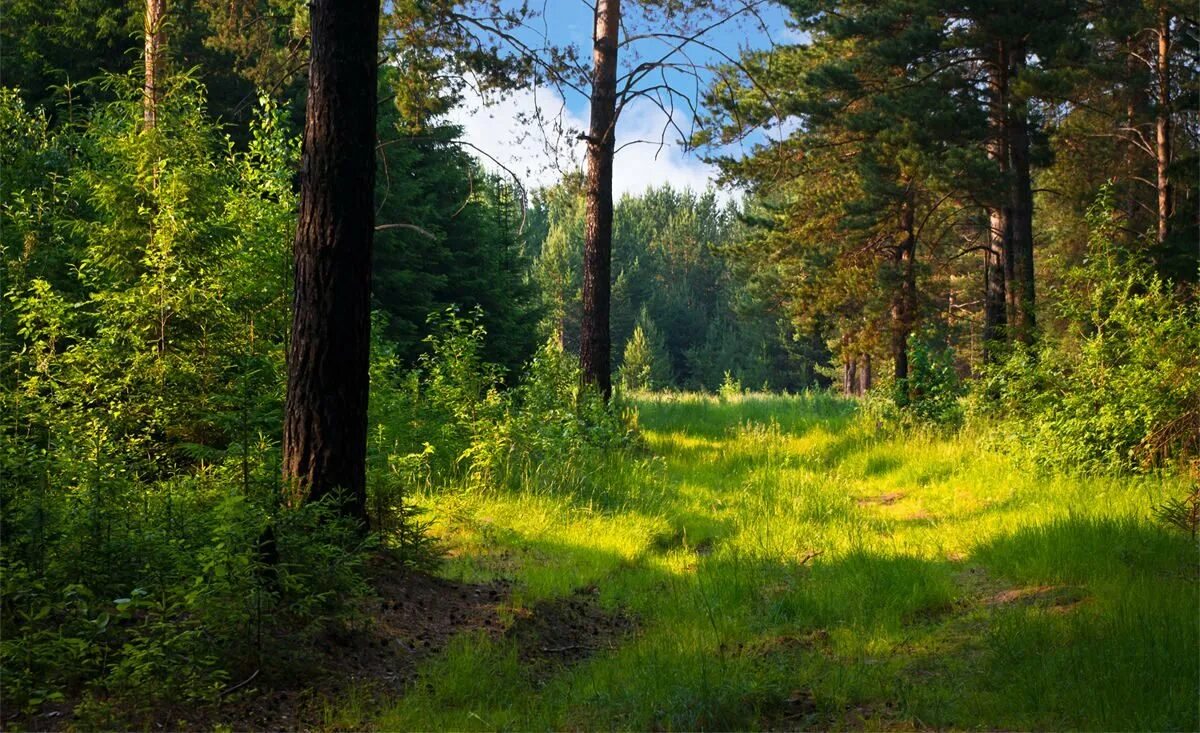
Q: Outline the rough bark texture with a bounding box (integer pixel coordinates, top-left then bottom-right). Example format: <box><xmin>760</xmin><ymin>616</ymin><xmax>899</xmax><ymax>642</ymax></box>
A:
<box><xmin>580</xmin><ymin>0</ymin><xmax>620</xmax><ymax>399</ymax></box>
<box><xmin>983</xmin><ymin>45</ymin><xmax>1009</xmax><ymax>360</ymax></box>
<box><xmin>143</xmin><ymin>0</ymin><xmax>167</xmax><ymax>128</ymax></box>
<box><xmin>892</xmin><ymin>198</ymin><xmax>916</xmax><ymax>383</ymax></box>
<box><xmin>282</xmin><ymin>0</ymin><xmax>380</xmax><ymax>524</ymax></box>
<box><xmin>858</xmin><ymin>353</ymin><xmax>872</xmax><ymax>395</ymax></box>
<box><xmin>844</xmin><ymin>356</ymin><xmax>858</xmax><ymax>397</ymax></box>
<box><xmin>1007</xmin><ymin>45</ymin><xmax>1036</xmax><ymax>345</ymax></box>
<box><xmin>1156</xmin><ymin>3</ymin><xmax>1173</xmax><ymax>246</ymax></box>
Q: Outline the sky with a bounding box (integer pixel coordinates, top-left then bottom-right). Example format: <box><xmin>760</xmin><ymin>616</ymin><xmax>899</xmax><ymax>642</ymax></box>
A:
<box><xmin>446</xmin><ymin>0</ymin><xmax>793</xmax><ymax>198</ymax></box>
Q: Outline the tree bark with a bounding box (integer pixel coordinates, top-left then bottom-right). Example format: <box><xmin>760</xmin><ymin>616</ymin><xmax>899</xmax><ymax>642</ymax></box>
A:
<box><xmin>143</xmin><ymin>0</ymin><xmax>167</xmax><ymax>129</ymax></box>
<box><xmin>282</xmin><ymin>0</ymin><xmax>380</xmax><ymax>524</ymax></box>
<box><xmin>844</xmin><ymin>355</ymin><xmax>857</xmax><ymax>397</ymax></box>
<box><xmin>858</xmin><ymin>353</ymin><xmax>872</xmax><ymax>395</ymax></box>
<box><xmin>892</xmin><ymin>197</ymin><xmax>916</xmax><ymax>383</ymax></box>
<box><xmin>1007</xmin><ymin>44</ymin><xmax>1036</xmax><ymax>346</ymax></box>
<box><xmin>580</xmin><ymin>0</ymin><xmax>620</xmax><ymax>399</ymax></box>
<box><xmin>983</xmin><ymin>43</ymin><xmax>1009</xmax><ymax>361</ymax></box>
<box><xmin>1155</xmin><ymin>2</ymin><xmax>1173</xmax><ymax>246</ymax></box>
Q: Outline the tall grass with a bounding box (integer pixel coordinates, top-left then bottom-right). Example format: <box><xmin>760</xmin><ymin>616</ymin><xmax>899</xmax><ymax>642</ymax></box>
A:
<box><xmin>377</xmin><ymin>391</ymin><xmax>1198</xmax><ymax>731</ymax></box>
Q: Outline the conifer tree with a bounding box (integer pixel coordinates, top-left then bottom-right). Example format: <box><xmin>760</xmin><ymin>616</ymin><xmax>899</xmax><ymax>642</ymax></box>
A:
<box><xmin>282</xmin><ymin>0</ymin><xmax>380</xmax><ymax>523</ymax></box>
<box><xmin>619</xmin><ymin>311</ymin><xmax>672</xmax><ymax>391</ymax></box>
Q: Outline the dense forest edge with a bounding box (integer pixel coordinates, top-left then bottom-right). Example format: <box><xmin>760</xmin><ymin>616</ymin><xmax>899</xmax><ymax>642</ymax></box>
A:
<box><xmin>1</xmin><ymin>0</ymin><xmax>1198</xmax><ymax>730</ymax></box>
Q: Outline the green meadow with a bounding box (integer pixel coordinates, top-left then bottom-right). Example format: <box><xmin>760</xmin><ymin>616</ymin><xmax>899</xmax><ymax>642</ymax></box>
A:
<box><xmin>359</xmin><ymin>392</ymin><xmax>1199</xmax><ymax>731</ymax></box>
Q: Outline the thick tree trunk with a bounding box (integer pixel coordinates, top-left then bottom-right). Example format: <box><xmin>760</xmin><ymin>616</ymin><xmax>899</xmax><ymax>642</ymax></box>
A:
<box><xmin>1156</xmin><ymin>3</ymin><xmax>1173</xmax><ymax>246</ymax></box>
<box><xmin>143</xmin><ymin>0</ymin><xmax>166</xmax><ymax>128</ymax></box>
<box><xmin>282</xmin><ymin>0</ymin><xmax>379</xmax><ymax>524</ymax></box>
<box><xmin>1007</xmin><ymin>44</ymin><xmax>1036</xmax><ymax>346</ymax></box>
<box><xmin>858</xmin><ymin>353</ymin><xmax>872</xmax><ymax>395</ymax></box>
<box><xmin>844</xmin><ymin>355</ymin><xmax>857</xmax><ymax>397</ymax></box>
<box><xmin>892</xmin><ymin>199</ymin><xmax>916</xmax><ymax>383</ymax></box>
<box><xmin>984</xmin><ymin>213</ymin><xmax>1008</xmax><ymax>353</ymax></box>
<box><xmin>580</xmin><ymin>0</ymin><xmax>620</xmax><ymax>399</ymax></box>
<box><xmin>983</xmin><ymin>44</ymin><xmax>1009</xmax><ymax>361</ymax></box>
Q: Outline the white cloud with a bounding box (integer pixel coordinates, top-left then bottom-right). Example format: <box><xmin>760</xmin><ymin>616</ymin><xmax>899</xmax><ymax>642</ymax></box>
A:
<box><xmin>447</xmin><ymin>85</ymin><xmax>586</xmax><ymax>191</ymax></box>
<box><xmin>610</xmin><ymin>97</ymin><xmax>720</xmax><ymax>199</ymax></box>
<box><xmin>447</xmin><ymin>85</ymin><xmax>726</xmax><ymax>199</ymax></box>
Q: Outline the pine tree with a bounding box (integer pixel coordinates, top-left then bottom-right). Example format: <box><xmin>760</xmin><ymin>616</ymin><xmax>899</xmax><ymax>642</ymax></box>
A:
<box><xmin>619</xmin><ymin>309</ymin><xmax>672</xmax><ymax>391</ymax></box>
<box><xmin>282</xmin><ymin>0</ymin><xmax>380</xmax><ymax>523</ymax></box>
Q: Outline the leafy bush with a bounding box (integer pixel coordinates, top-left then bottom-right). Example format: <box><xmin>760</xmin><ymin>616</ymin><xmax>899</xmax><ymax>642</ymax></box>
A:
<box><xmin>367</xmin><ymin>309</ymin><xmax>637</xmax><ymax>501</ymax></box>
<box><xmin>895</xmin><ymin>333</ymin><xmax>964</xmax><ymax>425</ymax></box>
<box><xmin>0</xmin><ymin>73</ymin><xmax>635</xmax><ymax>725</ymax></box>
<box><xmin>970</xmin><ymin>185</ymin><xmax>1200</xmax><ymax>472</ymax></box>
<box><xmin>0</xmin><ymin>80</ymin><xmax>378</xmax><ymax>721</ymax></box>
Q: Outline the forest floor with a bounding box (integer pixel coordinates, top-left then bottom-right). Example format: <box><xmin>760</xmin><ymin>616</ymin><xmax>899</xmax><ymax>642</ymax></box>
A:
<box><xmin>340</xmin><ymin>393</ymin><xmax>1194</xmax><ymax>730</ymax></box>
<box><xmin>24</xmin><ymin>393</ymin><xmax>1191</xmax><ymax>731</ymax></box>
<box><xmin>25</xmin><ymin>395</ymin><xmax>1190</xmax><ymax>733</ymax></box>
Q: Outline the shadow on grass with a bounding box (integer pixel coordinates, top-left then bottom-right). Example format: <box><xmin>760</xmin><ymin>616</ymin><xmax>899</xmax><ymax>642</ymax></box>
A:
<box><xmin>396</xmin><ymin>511</ymin><xmax>1199</xmax><ymax>732</ymax></box>
<box><xmin>916</xmin><ymin>517</ymin><xmax>1198</xmax><ymax>731</ymax></box>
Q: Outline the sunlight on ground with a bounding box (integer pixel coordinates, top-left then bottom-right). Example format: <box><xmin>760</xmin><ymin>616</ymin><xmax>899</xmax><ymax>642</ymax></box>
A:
<box><xmin>374</xmin><ymin>392</ymin><xmax>1198</xmax><ymax>731</ymax></box>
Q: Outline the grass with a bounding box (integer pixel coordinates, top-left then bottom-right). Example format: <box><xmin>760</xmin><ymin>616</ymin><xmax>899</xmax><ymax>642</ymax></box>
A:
<box><xmin>374</xmin><ymin>391</ymin><xmax>1199</xmax><ymax>731</ymax></box>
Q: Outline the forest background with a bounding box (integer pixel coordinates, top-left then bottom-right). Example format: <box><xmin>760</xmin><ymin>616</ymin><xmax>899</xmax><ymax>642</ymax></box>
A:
<box><xmin>0</xmin><ymin>0</ymin><xmax>1197</xmax><ymax>726</ymax></box>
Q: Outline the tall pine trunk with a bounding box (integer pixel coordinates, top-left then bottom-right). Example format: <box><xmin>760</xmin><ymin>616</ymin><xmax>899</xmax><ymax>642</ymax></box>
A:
<box><xmin>983</xmin><ymin>44</ymin><xmax>1009</xmax><ymax>360</ymax></box>
<box><xmin>1007</xmin><ymin>44</ymin><xmax>1036</xmax><ymax>345</ymax></box>
<box><xmin>282</xmin><ymin>0</ymin><xmax>380</xmax><ymax>524</ymax></box>
<box><xmin>892</xmin><ymin>197</ymin><xmax>916</xmax><ymax>383</ymax></box>
<box><xmin>1155</xmin><ymin>3</ymin><xmax>1173</xmax><ymax>246</ymax></box>
<box><xmin>580</xmin><ymin>0</ymin><xmax>620</xmax><ymax>399</ymax></box>
<box><xmin>143</xmin><ymin>0</ymin><xmax>166</xmax><ymax>128</ymax></box>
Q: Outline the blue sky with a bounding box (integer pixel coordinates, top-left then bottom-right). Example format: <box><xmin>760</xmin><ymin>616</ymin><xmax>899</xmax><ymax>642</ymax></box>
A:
<box><xmin>448</xmin><ymin>0</ymin><xmax>794</xmax><ymax>197</ymax></box>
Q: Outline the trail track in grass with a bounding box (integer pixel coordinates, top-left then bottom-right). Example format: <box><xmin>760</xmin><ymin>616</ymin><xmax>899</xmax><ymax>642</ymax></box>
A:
<box><xmin>360</xmin><ymin>391</ymin><xmax>1198</xmax><ymax>731</ymax></box>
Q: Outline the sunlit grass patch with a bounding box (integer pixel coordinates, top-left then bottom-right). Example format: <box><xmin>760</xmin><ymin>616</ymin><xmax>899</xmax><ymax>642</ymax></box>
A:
<box><xmin>375</xmin><ymin>391</ymin><xmax>1199</xmax><ymax>731</ymax></box>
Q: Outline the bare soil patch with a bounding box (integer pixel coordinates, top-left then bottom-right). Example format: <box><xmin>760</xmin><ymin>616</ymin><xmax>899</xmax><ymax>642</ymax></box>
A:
<box><xmin>12</xmin><ymin>555</ymin><xmax>514</xmax><ymax>732</ymax></box>
<box><xmin>761</xmin><ymin>688</ymin><xmax>821</xmax><ymax>731</ymax></box>
<box><xmin>198</xmin><ymin>555</ymin><xmax>514</xmax><ymax>730</ymax></box>
<box><xmin>751</xmin><ymin>629</ymin><xmax>831</xmax><ymax>657</ymax></box>
<box><xmin>29</xmin><ymin>559</ymin><xmax>641</xmax><ymax>731</ymax></box>
<box><xmin>503</xmin><ymin>585</ymin><xmax>637</xmax><ymax>679</ymax></box>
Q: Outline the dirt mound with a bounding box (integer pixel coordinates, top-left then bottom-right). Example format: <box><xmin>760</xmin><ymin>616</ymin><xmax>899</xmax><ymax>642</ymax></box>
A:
<box><xmin>504</xmin><ymin>585</ymin><xmax>636</xmax><ymax>676</ymax></box>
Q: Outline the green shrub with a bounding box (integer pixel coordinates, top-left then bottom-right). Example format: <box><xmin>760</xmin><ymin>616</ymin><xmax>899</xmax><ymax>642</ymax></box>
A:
<box><xmin>366</xmin><ymin>309</ymin><xmax>637</xmax><ymax>501</ymax></box>
<box><xmin>970</xmin><ymin>185</ymin><xmax>1200</xmax><ymax>472</ymax></box>
<box><xmin>895</xmin><ymin>333</ymin><xmax>964</xmax><ymax>426</ymax></box>
<box><xmin>0</xmin><ymin>79</ymin><xmax>377</xmax><ymax>720</ymax></box>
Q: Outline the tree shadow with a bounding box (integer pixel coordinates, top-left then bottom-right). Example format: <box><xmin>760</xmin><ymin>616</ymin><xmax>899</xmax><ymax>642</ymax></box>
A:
<box><xmin>403</xmin><ymin>514</ymin><xmax>1198</xmax><ymax>732</ymax></box>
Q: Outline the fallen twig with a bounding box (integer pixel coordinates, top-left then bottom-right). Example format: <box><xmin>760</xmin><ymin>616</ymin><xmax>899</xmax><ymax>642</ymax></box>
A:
<box><xmin>220</xmin><ymin>669</ymin><xmax>259</xmax><ymax>698</ymax></box>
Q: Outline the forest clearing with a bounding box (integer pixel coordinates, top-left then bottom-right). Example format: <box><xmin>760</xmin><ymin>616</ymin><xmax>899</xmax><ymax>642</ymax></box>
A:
<box><xmin>2</xmin><ymin>0</ymin><xmax>1198</xmax><ymax>730</ymax></box>
<box><xmin>361</xmin><ymin>392</ymin><xmax>1198</xmax><ymax>731</ymax></box>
